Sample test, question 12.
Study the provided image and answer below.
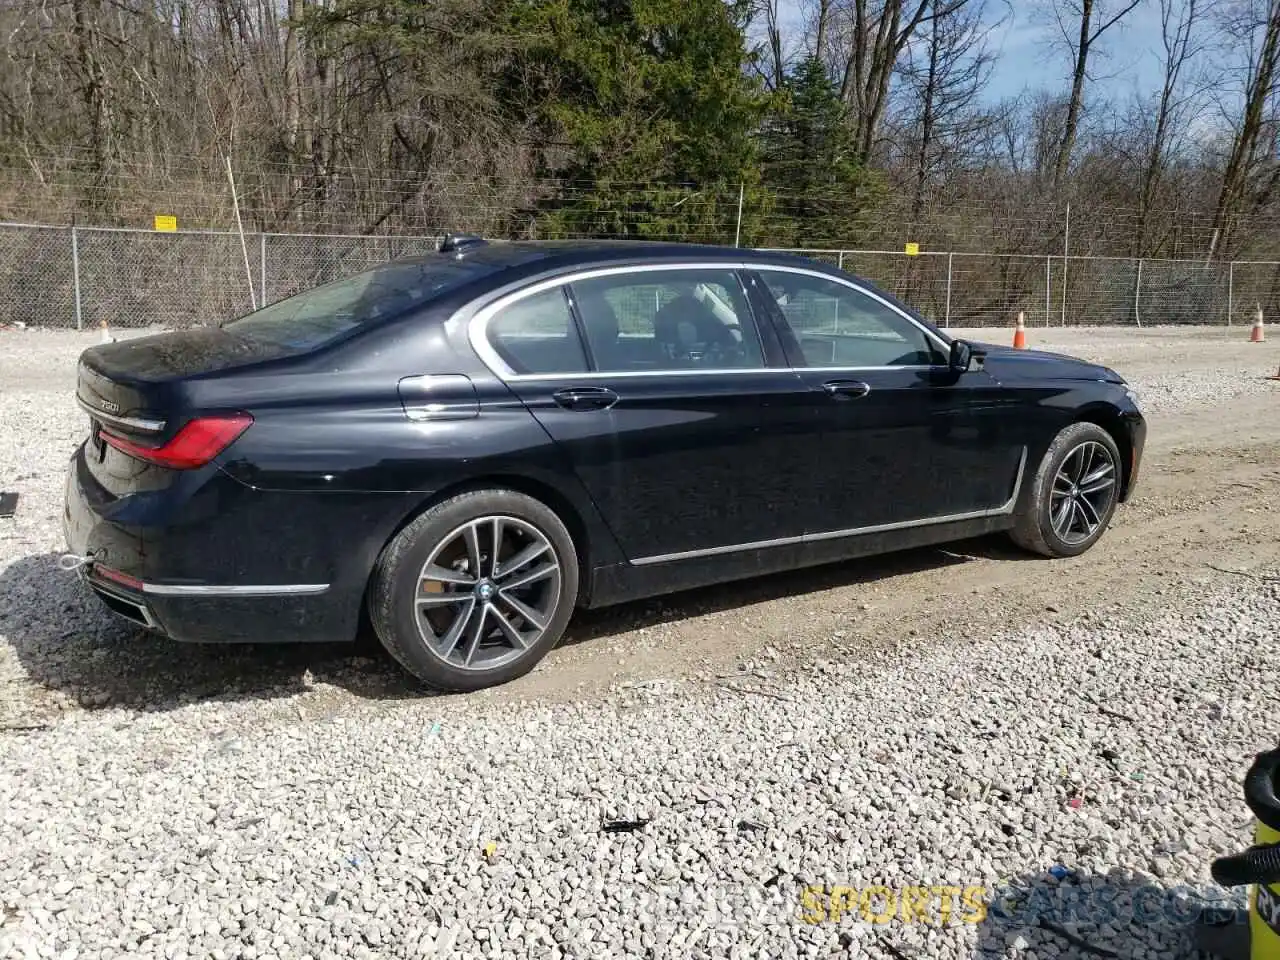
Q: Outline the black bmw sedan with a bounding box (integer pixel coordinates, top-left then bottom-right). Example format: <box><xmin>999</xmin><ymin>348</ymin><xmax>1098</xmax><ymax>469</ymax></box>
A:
<box><xmin>65</xmin><ymin>239</ymin><xmax>1145</xmax><ymax>691</ymax></box>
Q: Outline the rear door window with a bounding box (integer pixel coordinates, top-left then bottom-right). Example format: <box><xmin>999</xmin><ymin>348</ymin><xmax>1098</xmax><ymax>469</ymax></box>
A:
<box><xmin>487</xmin><ymin>287</ymin><xmax>589</xmax><ymax>375</ymax></box>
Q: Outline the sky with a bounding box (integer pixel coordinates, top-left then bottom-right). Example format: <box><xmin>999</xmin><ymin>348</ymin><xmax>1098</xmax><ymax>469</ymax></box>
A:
<box><xmin>772</xmin><ymin>1</ymin><xmax>1175</xmax><ymax>105</ymax></box>
<box><xmin>984</xmin><ymin>2</ymin><xmax>1168</xmax><ymax>104</ymax></box>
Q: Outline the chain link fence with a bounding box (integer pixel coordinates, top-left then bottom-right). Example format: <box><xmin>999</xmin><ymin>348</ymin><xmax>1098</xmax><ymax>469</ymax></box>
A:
<box><xmin>0</xmin><ymin>222</ymin><xmax>1275</xmax><ymax>330</ymax></box>
<box><xmin>0</xmin><ymin>223</ymin><xmax>79</xmax><ymax>329</ymax></box>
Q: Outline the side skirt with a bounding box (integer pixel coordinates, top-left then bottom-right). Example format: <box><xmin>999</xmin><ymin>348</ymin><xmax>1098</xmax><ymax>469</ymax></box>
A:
<box><xmin>584</xmin><ymin>514</ymin><xmax>1013</xmax><ymax>610</ymax></box>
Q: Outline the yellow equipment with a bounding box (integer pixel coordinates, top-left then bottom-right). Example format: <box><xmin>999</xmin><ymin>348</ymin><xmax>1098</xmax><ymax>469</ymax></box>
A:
<box><xmin>1210</xmin><ymin>748</ymin><xmax>1280</xmax><ymax>960</ymax></box>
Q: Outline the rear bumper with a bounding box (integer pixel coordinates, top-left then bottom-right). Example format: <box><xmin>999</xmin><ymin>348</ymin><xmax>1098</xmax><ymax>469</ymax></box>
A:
<box><xmin>74</xmin><ymin>565</ymin><xmax>347</xmax><ymax>643</ymax></box>
<box><xmin>63</xmin><ymin>442</ymin><xmax>416</xmax><ymax>643</ymax></box>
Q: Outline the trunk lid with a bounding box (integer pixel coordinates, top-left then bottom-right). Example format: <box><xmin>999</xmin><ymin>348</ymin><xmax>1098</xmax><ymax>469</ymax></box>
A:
<box><xmin>75</xmin><ymin>328</ymin><xmax>279</xmax><ymax>497</ymax></box>
<box><xmin>81</xmin><ymin>327</ymin><xmax>290</xmax><ymax>385</ymax></box>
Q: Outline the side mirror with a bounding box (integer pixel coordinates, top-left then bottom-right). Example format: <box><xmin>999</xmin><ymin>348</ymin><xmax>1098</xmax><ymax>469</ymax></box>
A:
<box><xmin>949</xmin><ymin>339</ymin><xmax>973</xmax><ymax>374</ymax></box>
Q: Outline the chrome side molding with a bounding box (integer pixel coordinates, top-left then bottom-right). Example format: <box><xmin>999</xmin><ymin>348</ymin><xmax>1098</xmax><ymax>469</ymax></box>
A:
<box><xmin>142</xmin><ymin>583</ymin><xmax>331</xmax><ymax>597</ymax></box>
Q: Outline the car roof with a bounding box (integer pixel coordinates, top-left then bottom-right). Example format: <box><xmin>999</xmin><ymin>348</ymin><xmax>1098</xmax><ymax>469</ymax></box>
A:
<box><xmin>396</xmin><ymin>239</ymin><xmax>825</xmax><ymax>271</ymax></box>
<box><xmin>377</xmin><ymin>239</ymin><xmax>943</xmax><ymax>339</ymax></box>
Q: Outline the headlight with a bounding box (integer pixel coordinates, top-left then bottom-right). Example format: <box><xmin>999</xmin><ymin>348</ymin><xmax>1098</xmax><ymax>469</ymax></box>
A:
<box><xmin>1123</xmin><ymin>386</ymin><xmax>1142</xmax><ymax>412</ymax></box>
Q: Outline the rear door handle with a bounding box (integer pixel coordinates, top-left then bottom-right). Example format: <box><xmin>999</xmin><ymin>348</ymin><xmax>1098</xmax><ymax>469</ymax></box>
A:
<box><xmin>822</xmin><ymin>379</ymin><xmax>872</xmax><ymax>399</ymax></box>
<box><xmin>552</xmin><ymin>386</ymin><xmax>619</xmax><ymax>411</ymax></box>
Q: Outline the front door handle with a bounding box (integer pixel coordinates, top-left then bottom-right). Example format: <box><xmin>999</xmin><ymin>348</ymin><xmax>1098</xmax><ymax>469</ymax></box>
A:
<box><xmin>552</xmin><ymin>386</ymin><xmax>619</xmax><ymax>411</ymax></box>
<box><xmin>822</xmin><ymin>379</ymin><xmax>872</xmax><ymax>399</ymax></box>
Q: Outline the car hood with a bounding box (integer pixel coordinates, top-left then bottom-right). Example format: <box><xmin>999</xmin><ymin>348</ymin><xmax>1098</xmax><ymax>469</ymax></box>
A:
<box><xmin>969</xmin><ymin>341</ymin><xmax>1125</xmax><ymax>384</ymax></box>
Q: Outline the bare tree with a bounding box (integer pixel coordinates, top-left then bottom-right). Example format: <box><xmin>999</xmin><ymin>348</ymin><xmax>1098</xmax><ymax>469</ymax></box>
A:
<box><xmin>814</xmin><ymin>0</ymin><xmax>834</xmax><ymax>53</ymax></box>
<box><xmin>1212</xmin><ymin>0</ymin><xmax>1280</xmax><ymax>252</ymax></box>
<box><xmin>70</xmin><ymin>0</ymin><xmax>118</xmax><ymax>204</ymax></box>
<box><xmin>1040</xmin><ymin>0</ymin><xmax>1145</xmax><ymax>188</ymax></box>
<box><xmin>1135</xmin><ymin>0</ymin><xmax>1206</xmax><ymax>252</ymax></box>
<box><xmin>749</xmin><ymin>0</ymin><xmax>790</xmax><ymax>90</ymax></box>
<box><xmin>1001</xmin><ymin>91</ymin><xmax>1072</xmax><ymax>177</ymax></box>
<box><xmin>894</xmin><ymin>0</ymin><xmax>1000</xmax><ymax>221</ymax></box>
<box><xmin>5</xmin><ymin>0</ymin><xmax>1280</xmax><ymax>271</ymax></box>
<box><xmin>821</xmin><ymin>0</ymin><xmax>974</xmax><ymax>163</ymax></box>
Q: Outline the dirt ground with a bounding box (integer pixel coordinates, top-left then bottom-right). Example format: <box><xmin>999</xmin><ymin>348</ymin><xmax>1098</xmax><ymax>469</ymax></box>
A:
<box><xmin>1</xmin><ymin>325</ymin><xmax>1277</xmax><ymax>719</ymax></box>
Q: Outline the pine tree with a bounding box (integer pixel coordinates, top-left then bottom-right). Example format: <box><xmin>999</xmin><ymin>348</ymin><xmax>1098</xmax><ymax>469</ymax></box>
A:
<box><xmin>759</xmin><ymin>57</ymin><xmax>883</xmax><ymax>246</ymax></box>
<box><xmin>509</xmin><ymin>0</ymin><xmax>767</xmax><ymax>241</ymax></box>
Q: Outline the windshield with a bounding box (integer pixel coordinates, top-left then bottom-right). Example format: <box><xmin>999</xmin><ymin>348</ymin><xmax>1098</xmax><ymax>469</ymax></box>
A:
<box><xmin>221</xmin><ymin>258</ymin><xmax>496</xmax><ymax>352</ymax></box>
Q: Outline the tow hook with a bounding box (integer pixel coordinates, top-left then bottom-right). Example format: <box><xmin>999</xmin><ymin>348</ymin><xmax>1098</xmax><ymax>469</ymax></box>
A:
<box><xmin>57</xmin><ymin>553</ymin><xmax>94</xmax><ymax>572</ymax></box>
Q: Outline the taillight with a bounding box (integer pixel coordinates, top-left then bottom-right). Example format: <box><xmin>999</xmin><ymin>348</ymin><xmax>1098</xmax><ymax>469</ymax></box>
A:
<box><xmin>101</xmin><ymin>413</ymin><xmax>253</xmax><ymax>469</ymax></box>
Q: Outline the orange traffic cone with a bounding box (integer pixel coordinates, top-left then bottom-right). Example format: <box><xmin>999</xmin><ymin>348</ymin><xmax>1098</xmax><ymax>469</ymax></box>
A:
<box><xmin>1012</xmin><ymin>311</ymin><xmax>1028</xmax><ymax>349</ymax></box>
<box><xmin>1250</xmin><ymin>306</ymin><xmax>1265</xmax><ymax>343</ymax></box>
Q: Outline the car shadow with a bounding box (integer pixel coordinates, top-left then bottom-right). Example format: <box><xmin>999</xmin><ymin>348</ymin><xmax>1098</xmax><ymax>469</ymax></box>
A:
<box><xmin>561</xmin><ymin>539</ymin><xmax>986</xmax><ymax>648</ymax></box>
<box><xmin>0</xmin><ymin>552</ymin><xmax>424</xmax><ymax>712</ymax></box>
<box><xmin>2</xmin><ymin>537</ymin><xmax>1011</xmax><ymax>712</ymax></box>
<box><xmin>961</xmin><ymin>866</ymin><xmax>1243</xmax><ymax>959</ymax></box>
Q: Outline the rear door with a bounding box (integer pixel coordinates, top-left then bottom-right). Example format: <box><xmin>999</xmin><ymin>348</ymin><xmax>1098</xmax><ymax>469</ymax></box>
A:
<box><xmin>750</xmin><ymin>266</ymin><xmax>1024</xmax><ymax>534</ymax></box>
<box><xmin>476</xmin><ymin>264</ymin><xmax>815</xmax><ymax>562</ymax></box>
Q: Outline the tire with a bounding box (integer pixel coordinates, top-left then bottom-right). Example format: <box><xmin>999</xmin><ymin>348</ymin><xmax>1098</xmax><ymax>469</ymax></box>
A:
<box><xmin>369</xmin><ymin>489</ymin><xmax>579</xmax><ymax>692</ymax></box>
<box><xmin>1010</xmin><ymin>422</ymin><xmax>1123</xmax><ymax>558</ymax></box>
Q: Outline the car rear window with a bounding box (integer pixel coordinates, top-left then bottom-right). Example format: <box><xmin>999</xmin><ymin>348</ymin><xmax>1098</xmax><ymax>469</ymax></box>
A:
<box><xmin>221</xmin><ymin>258</ymin><xmax>496</xmax><ymax>352</ymax></box>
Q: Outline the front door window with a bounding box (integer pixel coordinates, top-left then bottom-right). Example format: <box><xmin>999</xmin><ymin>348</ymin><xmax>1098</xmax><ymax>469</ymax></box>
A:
<box><xmin>759</xmin><ymin>272</ymin><xmax>944</xmax><ymax>368</ymax></box>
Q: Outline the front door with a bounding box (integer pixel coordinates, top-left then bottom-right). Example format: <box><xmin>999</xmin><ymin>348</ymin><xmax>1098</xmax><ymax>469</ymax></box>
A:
<box><xmin>485</xmin><ymin>265</ymin><xmax>814</xmax><ymax>562</ymax></box>
<box><xmin>750</xmin><ymin>267</ymin><xmax>1025</xmax><ymax>535</ymax></box>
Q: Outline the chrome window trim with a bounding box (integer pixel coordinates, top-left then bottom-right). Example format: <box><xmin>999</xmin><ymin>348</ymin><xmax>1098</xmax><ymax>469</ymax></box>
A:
<box><xmin>468</xmin><ymin>261</ymin><xmax>753</xmax><ymax>380</ymax></box>
<box><xmin>753</xmin><ymin>264</ymin><xmax>951</xmax><ymax>356</ymax></box>
<box><xmin>466</xmin><ymin>260</ymin><xmax>952</xmax><ymax>381</ymax></box>
<box><xmin>796</xmin><ymin>365</ymin><xmax>936</xmax><ymax>373</ymax></box>
<box><xmin>501</xmin><ymin>368</ymin><xmax>792</xmax><ymax>383</ymax></box>
<box><xmin>494</xmin><ymin>364</ymin><xmax>939</xmax><ymax>383</ymax></box>
<box><xmin>76</xmin><ymin>396</ymin><xmax>166</xmax><ymax>434</ymax></box>
<box><xmin>142</xmin><ymin>582</ymin><xmax>331</xmax><ymax>597</ymax></box>
<box><xmin>631</xmin><ymin>447</ymin><xmax>1027</xmax><ymax>566</ymax></box>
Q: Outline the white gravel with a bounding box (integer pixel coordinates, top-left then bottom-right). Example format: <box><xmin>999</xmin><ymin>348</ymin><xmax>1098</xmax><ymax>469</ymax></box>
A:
<box><xmin>0</xmin><ymin>327</ymin><xmax>1277</xmax><ymax>959</ymax></box>
<box><xmin>1</xmin><ymin>579</ymin><xmax>1271</xmax><ymax>958</ymax></box>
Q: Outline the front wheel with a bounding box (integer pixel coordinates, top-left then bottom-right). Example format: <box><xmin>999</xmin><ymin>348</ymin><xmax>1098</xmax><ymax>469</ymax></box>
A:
<box><xmin>1010</xmin><ymin>422</ymin><xmax>1122</xmax><ymax>558</ymax></box>
<box><xmin>369</xmin><ymin>489</ymin><xmax>579</xmax><ymax>692</ymax></box>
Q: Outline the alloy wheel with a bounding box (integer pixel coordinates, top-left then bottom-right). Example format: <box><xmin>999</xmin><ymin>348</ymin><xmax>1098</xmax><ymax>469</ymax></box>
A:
<box><xmin>414</xmin><ymin>515</ymin><xmax>563</xmax><ymax>671</ymax></box>
<box><xmin>1049</xmin><ymin>440</ymin><xmax>1118</xmax><ymax>545</ymax></box>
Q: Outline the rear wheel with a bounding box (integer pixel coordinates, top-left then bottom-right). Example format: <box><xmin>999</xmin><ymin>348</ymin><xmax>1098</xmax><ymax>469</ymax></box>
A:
<box><xmin>1010</xmin><ymin>422</ymin><xmax>1122</xmax><ymax>558</ymax></box>
<box><xmin>370</xmin><ymin>489</ymin><xmax>578</xmax><ymax>691</ymax></box>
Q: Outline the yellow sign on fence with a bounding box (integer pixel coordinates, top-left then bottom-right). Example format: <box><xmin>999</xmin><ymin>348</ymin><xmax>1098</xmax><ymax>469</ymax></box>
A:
<box><xmin>904</xmin><ymin>242</ymin><xmax>920</xmax><ymax>256</ymax></box>
<box><xmin>153</xmin><ymin>215</ymin><xmax>177</xmax><ymax>233</ymax></box>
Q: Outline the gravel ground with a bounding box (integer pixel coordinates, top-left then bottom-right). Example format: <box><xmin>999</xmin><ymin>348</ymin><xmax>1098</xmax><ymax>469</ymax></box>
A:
<box><xmin>1</xmin><ymin>579</ymin><xmax>1274</xmax><ymax>959</ymax></box>
<box><xmin>1</xmin><ymin>326</ymin><xmax>1279</xmax><ymax>959</ymax></box>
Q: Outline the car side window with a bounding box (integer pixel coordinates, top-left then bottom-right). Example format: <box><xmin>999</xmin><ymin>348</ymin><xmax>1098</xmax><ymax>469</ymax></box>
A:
<box><xmin>488</xmin><ymin>287</ymin><xmax>589</xmax><ymax>375</ymax></box>
<box><xmin>760</xmin><ymin>271</ymin><xmax>942</xmax><ymax>368</ymax></box>
<box><xmin>570</xmin><ymin>269</ymin><xmax>765</xmax><ymax>372</ymax></box>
